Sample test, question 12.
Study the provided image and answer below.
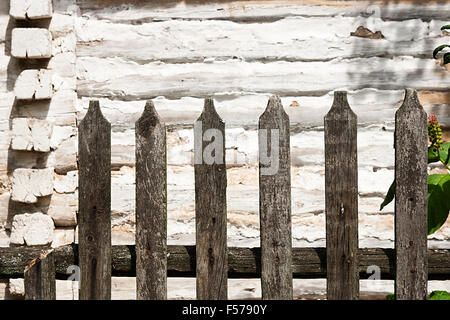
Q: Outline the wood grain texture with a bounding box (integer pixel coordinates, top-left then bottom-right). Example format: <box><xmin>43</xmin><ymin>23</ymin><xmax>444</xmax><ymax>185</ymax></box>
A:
<box><xmin>78</xmin><ymin>100</ymin><xmax>112</xmax><ymax>300</ymax></box>
<box><xmin>194</xmin><ymin>98</ymin><xmax>227</xmax><ymax>300</ymax></box>
<box><xmin>75</xmin><ymin>1</ymin><xmax>450</xmax><ymax>22</ymax></box>
<box><xmin>76</xmin><ymin>17</ymin><xmax>446</xmax><ymax>64</ymax></box>
<box><xmin>1</xmin><ymin>245</ymin><xmax>449</xmax><ymax>279</ymax></box>
<box><xmin>24</xmin><ymin>250</ymin><xmax>56</xmax><ymax>300</ymax></box>
<box><xmin>77</xmin><ymin>57</ymin><xmax>450</xmax><ymax>101</ymax></box>
<box><xmin>324</xmin><ymin>91</ymin><xmax>359</xmax><ymax>300</ymax></box>
<box><xmin>135</xmin><ymin>100</ymin><xmax>167</xmax><ymax>300</ymax></box>
<box><xmin>395</xmin><ymin>88</ymin><xmax>428</xmax><ymax>300</ymax></box>
<box><xmin>258</xmin><ymin>95</ymin><xmax>292</xmax><ymax>300</ymax></box>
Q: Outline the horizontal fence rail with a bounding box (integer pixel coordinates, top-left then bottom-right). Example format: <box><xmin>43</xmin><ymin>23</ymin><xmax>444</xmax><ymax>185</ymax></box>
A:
<box><xmin>1</xmin><ymin>245</ymin><xmax>449</xmax><ymax>280</ymax></box>
<box><xmin>2</xmin><ymin>89</ymin><xmax>445</xmax><ymax>300</ymax></box>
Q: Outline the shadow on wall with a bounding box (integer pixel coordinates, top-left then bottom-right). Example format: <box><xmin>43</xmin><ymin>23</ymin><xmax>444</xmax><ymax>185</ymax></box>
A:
<box><xmin>347</xmin><ymin>0</ymin><xmax>450</xmax><ymax>126</ymax></box>
<box><xmin>3</xmin><ymin>2</ymin><xmax>53</xmax><ymax>244</ymax></box>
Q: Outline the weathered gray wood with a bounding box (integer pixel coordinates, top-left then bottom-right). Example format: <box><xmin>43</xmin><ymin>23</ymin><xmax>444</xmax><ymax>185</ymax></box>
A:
<box><xmin>258</xmin><ymin>95</ymin><xmax>293</xmax><ymax>300</ymax></box>
<box><xmin>194</xmin><ymin>98</ymin><xmax>227</xmax><ymax>300</ymax></box>
<box><xmin>24</xmin><ymin>250</ymin><xmax>56</xmax><ymax>300</ymax></box>
<box><xmin>135</xmin><ymin>100</ymin><xmax>167</xmax><ymax>300</ymax></box>
<box><xmin>78</xmin><ymin>100</ymin><xmax>112</xmax><ymax>300</ymax></box>
<box><xmin>1</xmin><ymin>245</ymin><xmax>449</xmax><ymax>279</ymax></box>
<box><xmin>324</xmin><ymin>91</ymin><xmax>359</xmax><ymax>300</ymax></box>
<box><xmin>395</xmin><ymin>88</ymin><xmax>428</xmax><ymax>300</ymax></box>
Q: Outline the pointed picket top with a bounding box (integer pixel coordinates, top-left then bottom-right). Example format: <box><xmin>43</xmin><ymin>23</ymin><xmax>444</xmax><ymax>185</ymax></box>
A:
<box><xmin>197</xmin><ymin>98</ymin><xmax>223</xmax><ymax>123</ymax></box>
<box><xmin>143</xmin><ymin>100</ymin><xmax>161</xmax><ymax>120</ymax></box>
<box><xmin>265</xmin><ymin>95</ymin><xmax>283</xmax><ymax>113</ymax></box>
<box><xmin>78</xmin><ymin>98</ymin><xmax>111</xmax><ymax>300</ymax></box>
<box><xmin>395</xmin><ymin>87</ymin><xmax>428</xmax><ymax>300</ymax></box>
<box><xmin>325</xmin><ymin>91</ymin><xmax>356</xmax><ymax>120</ymax></box>
<box><xmin>324</xmin><ymin>90</ymin><xmax>359</xmax><ymax>299</ymax></box>
<box><xmin>80</xmin><ymin>100</ymin><xmax>110</xmax><ymax>127</ymax></box>
<box><xmin>397</xmin><ymin>88</ymin><xmax>426</xmax><ymax>114</ymax></box>
<box><xmin>259</xmin><ymin>95</ymin><xmax>288</xmax><ymax>121</ymax></box>
<box><xmin>332</xmin><ymin>91</ymin><xmax>348</xmax><ymax>107</ymax></box>
<box><xmin>135</xmin><ymin>99</ymin><xmax>167</xmax><ymax>300</ymax></box>
<box><xmin>136</xmin><ymin>100</ymin><xmax>164</xmax><ymax>136</ymax></box>
<box><xmin>194</xmin><ymin>96</ymin><xmax>227</xmax><ymax>299</ymax></box>
<box><xmin>258</xmin><ymin>94</ymin><xmax>292</xmax><ymax>300</ymax></box>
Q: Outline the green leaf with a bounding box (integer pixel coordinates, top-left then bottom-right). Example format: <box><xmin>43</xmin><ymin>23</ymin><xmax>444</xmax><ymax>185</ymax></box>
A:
<box><xmin>444</xmin><ymin>52</ymin><xmax>450</xmax><ymax>65</ymax></box>
<box><xmin>386</xmin><ymin>293</ymin><xmax>395</xmax><ymax>300</ymax></box>
<box><xmin>439</xmin><ymin>142</ymin><xmax>450</xmax><ymax>165</ymax></box>
<box><xmin>429</xmin><ymin>143</ymin><xmax>450</xmax><ymax>165</ymax></box>
<box><xmin>381</xmin><ymin>175</ymin><xmax>450</xmax><ymax>234</ymax></box>
<box><xmin>441</xmin><ymin>25</ymin><xmax>450</xmax><ymax>31</ymax></box>
<box><xmin>428</xmin><ymin>146</ymin><xmax>441</xmax><ymax>164</ymax></box>
<box><xmin>433</xmin><ymin>44</ymin><xmax>450</xmax><ymax>59</ymax></box>
<box><xmin>427</xmin><ymin>174</ymin><xmax>450</xmax><ymax>235</ymax></box>
<box><xmin>380</xmin><ymin>180</ymin><xmax>395</xmax><ymax>211</ymax></box>
<box><xmin>428</xmin><ymin>290</ymin><xmax>450</xmax><ymax>300</ymax></box>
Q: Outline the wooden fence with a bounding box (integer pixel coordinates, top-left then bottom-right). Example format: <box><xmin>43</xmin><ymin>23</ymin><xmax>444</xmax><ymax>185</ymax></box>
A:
<box><xmin>1</xmin><ymin>88</ymin><xmax>449</xmax><ymax>300</ymax></box>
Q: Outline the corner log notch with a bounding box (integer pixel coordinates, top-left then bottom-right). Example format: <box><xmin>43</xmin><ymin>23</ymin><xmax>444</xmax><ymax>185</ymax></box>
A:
<box><xmin>0</xmin><ymin>244</ymin><xmax>449</xmax><ymax>280</ymax></box>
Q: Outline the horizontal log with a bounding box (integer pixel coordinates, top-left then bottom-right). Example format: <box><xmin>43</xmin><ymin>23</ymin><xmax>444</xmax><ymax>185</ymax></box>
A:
<box><xmin>77</xmin><ymin>91</ymin><xmax>450</xmax><ymax>130</ymax></box>
<box><xmin>105</xmin><ymin>125</ymin><xmax>399</xmax><ymax>169</ymax></box>
<box><xmin>76</xmin><ymin>17</ymin><xmax>445</xmax><ymax>64</ymax></box>
<box><xmin>76</xmin><ymin>57</ymin><xmax>450</xmax><ymax>101</ymax></box>
<box><xmin>0</xmin><ymin>244</ymin><xmax>449</xmax><ymax>280</ymax></box>
<box><xmin>74</xmin><ymin>1</ymin><xmax>450</xmax><ymax>22</ymax></box>
<box><xmin>78</xmin><ymin>38</ymin><xmax>444</xmax><ymax>65</ymax></box>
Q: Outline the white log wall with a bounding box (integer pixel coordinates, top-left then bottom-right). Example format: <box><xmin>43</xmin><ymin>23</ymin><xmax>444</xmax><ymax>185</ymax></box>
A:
<box><xmin>0</xmin><ymin>1</ymin><xmax>449</xmax><ymax>259</ymax></box>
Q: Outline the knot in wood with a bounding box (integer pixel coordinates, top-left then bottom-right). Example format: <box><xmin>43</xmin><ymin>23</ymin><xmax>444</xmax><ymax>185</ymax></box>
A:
<box><xmin>208</xmin><ymin>247</ymin><xmax>214</xmax><ymax>265</ymax></box>
<box><xmin>339</xmin><ymin>203</ymin><xmax>345</xmax><ymax>216</ymax></box>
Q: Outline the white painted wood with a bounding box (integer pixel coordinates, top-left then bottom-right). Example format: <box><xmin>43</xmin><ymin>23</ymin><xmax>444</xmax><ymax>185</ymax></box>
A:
<box><xmin>47</xmin><ymin>192</ymin><xmax>78</xmax><ymax>227</ymax></box>
<box><xmin>10</xmin><ymin>118</ymin><xmax>53</xmax><ymax>152</ymax></box>
<box><xmin>5</xmin><ymin>277</ymin><xmax>450</xmax><ymax>300</ymax></box>
<box><xmin>1</xmin><ymin>0</ymin><xmax>450</xmax><ymax>257</ymax></box>
<box><xmin>10</xmin><ymin>0</ymin><xmax>52</xmax><ymax>20</ymax></box>
<box><xmin>75</xmin><ymin>2</ymin><xmax>450</xmax><ymax>22</ymax></box>
<box><xmin>14</xmin><ymin>69</ymin><xmax>53</xmax><ymax>100</ymax></box>
<box><xmin>11</xmin><ymin>28</ymin><xmax>52</xmax><ymax>58</ymax></box>
<box><xmin>77</xmin><ymin>89</ymin><xmax>450</xmax><ymax>128</ymax></box>
<box><xmin>11</xmin><ymin>168</ymin><xmax>54</xmax><ymax>203</ymax></box>
<box><xmin>10</xmin><ymin>212</ymin><xmax>54</xmax><ymax>246</ymax></box>
<box><xmin>77</xmin><ymin>56</ymin><xmax>450</xmax><ymax>100</ymax></box>
<box><xmin>76</xmin><ymin>16</ymin><xmax>447</xmax><ymax>63</ymax></box>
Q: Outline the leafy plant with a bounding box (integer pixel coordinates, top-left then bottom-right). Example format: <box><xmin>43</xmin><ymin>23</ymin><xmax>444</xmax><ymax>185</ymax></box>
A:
<box><xmin>428</xmin><ymin>291</ymin><xmax>450</xmax><ymax>300</ymax></box>
<box><xmin>380</xmin><ymin>114</ymin><xmax>450</xmax><ymax>235</ymax></box>
<box><xmin>433</xmin><ymin>25</ymin><xmax>450</xmax><ymax>65</ymax></box>
<box><xmin>385</xmin><ymin>291</ymin><xmax>450</xmax><ymax>300</ymax></box>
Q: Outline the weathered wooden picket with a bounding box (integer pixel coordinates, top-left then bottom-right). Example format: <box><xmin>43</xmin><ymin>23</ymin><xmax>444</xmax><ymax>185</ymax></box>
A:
<box><xmin>2</xmin><ymin>88</ymin><xmax>449</xmax><ymax>300</ymax></box>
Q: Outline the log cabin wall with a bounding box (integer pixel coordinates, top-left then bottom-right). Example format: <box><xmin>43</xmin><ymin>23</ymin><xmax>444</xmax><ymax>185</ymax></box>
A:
<box><xmin>0</xmin><ymin>0</ymin><xmax>449</xmax><ymax>298</ymax></box>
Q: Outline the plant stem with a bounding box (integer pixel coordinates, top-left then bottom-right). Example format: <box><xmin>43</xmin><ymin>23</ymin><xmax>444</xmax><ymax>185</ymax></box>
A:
<box><xmin>440</xmin><ymin>157</ymin><xmax>450</xmax><ymax>171</ymax></box>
